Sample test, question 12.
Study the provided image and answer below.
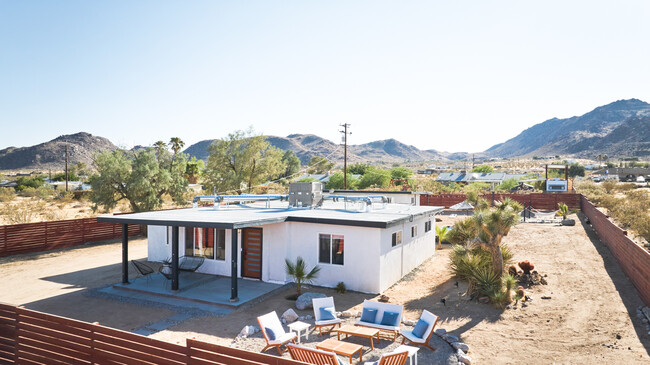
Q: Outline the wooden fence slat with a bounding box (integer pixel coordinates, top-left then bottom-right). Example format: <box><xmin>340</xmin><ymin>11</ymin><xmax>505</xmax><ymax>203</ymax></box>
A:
<box><xmin>17</xmin><ymin>336</ymin><xmax>92</xmax><ymax>363</ymax></box>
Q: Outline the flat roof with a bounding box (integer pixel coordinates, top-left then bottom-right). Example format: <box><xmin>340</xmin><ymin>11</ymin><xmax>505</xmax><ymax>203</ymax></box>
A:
<box><xmin>98</xmin><ymin>201</ymin><xmax>443</xmax><ymax>229</ymax></box>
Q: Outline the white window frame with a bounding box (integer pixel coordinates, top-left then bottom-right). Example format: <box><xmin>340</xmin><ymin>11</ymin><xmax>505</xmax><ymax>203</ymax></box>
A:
<box><xmin>392</xmin><ymin>230</ymin><xmax>403</xmax><ymax>247</ymax></box>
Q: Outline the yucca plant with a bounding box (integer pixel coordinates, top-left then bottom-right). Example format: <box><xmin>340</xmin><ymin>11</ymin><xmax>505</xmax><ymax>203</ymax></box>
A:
<box><xmin>557</xmin><ymin>202</ymin><xmax>569</xmax><ymax>220</ymax></box>
<box><xmin>285</xmin><ymin>257</ymin><xmax>321</xmax><ymax>296</ymax></box>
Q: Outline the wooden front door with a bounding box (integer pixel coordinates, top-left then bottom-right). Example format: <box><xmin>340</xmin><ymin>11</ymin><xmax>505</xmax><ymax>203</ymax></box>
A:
<box><xmin>242</xmin><ymin>228</ymin><xmax>262</xmax><ymax>279</ymax></box>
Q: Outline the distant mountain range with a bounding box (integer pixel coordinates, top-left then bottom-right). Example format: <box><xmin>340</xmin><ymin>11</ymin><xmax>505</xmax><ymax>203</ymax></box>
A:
<box><xmin>0</xmin><ymin>132</ymin><xmax>117</xmax><ymax>171</ymax></box>
<box><xmin>184</xmin><ymin>134</ymin><xmax>462</xmax><ymax>165</ymax></box>
<box><xmin>485</xmin><ymin>99</ymin><xmax>650</xmax><ymax>158</ymax></box>
<box><xmin>2</xmin><ymin>98</ymin><xmax>648</xmax><ymax>171</ymax></box>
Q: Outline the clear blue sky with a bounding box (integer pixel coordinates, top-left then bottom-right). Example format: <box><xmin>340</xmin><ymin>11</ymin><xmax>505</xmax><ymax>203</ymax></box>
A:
<box><xmin>1</xmin><ymin>1</ymin><xmax>649</xmax><ymax>153</ymax></box>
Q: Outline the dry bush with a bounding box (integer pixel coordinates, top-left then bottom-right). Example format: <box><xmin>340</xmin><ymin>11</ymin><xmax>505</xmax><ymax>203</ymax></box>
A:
<box><xmin>18</xmin><ymin>186</ymin><xmax>55</xmax><ymax>200</ymax></box>
<box><xmin>616</xmin><ymin>183</ymin><xmax>637</xmax><ymax>192</ymax></box>
<box><xmin>0</xmin><ymin>199</ymin><xmax>47</xmax><ymax>224</ymax></box>
<box><xmin>0</xmin><ymin>188</ymin><xmax>16</xmax><ymax>202</ymax></box>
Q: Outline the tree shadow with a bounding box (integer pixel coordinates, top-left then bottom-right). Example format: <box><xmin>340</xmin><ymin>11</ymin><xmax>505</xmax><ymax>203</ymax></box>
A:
<box><xmin>578</xmin><ymin>212</ymin><xmax>650</xmax><ymax>356</ymax></box>
<box><xmin>402</xmin><ymin>276</ymin><xmax>505</xmax><ymax>340</ymax></box>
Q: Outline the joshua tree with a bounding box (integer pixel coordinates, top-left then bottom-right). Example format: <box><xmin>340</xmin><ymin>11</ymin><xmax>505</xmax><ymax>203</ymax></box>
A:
<box><xmin>285</xmin><ymin>257</ymin><xmax>321</xmax><ymax>296</ymax></box>
<box><xmin>472</xmin><ymin>198</ymin><xmax>522</xmax><ymax>279</ymax></box>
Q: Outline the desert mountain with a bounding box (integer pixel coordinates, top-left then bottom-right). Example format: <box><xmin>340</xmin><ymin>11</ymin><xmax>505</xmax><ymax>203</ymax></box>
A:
<box><xmin>485</xmin><ymin>99</ymin><xmax>650</xmax><ymax>158</ymax></box>
<box><xmin>0</xmin><ymin>132</ymin><xmax>117</xmax><ymax>171</ymax></box>
<box><xmin>184</xmin><ymin>134</ymin><xmax>451</xmax><ymax>165</ymax></box>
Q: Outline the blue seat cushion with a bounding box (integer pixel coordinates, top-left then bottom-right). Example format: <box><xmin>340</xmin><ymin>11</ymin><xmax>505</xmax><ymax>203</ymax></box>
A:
<box><xmin>412</xmin><ymin>318</ymin><xmax>429</xmax><ymax>338</ymax></box>
<box><xmin>360</xmin><ymin>308</ymin><xmax>378</xmax><ymax>323</ymax></box>
<box><xmin>320</xmin><ymin>306</ymin><xmax>336</xmax><ymax>321</ymax></box>
<box><xmin>380</xmin><ymin>311</ymin><xmax>400</xmax><ymax>326</ymax></box>
<box><xmin>265</xmin><ymin>327</ymin><xmax>276</xmax><ymax>340</ymax></box>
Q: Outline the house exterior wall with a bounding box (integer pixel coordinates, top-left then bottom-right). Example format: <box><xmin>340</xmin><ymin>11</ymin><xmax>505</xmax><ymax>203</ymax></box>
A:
<box><xmin>378</xmin><ymin>216</ymin><xmax>436</xmax><ymax>292</ymax></box>
<box><xmin>146</xmin><ymin>215</ymin><xmax>436</xmax><ymax>294</ymax></box>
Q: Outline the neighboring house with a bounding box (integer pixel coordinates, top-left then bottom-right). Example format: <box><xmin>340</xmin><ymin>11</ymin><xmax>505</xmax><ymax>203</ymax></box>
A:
<box><xmin>436</xmin><ymin>172</ymin><xmax>530</xmax><ymax>184</ymax></box>
<box><xmin>100</xmin><ymin>183</ymin><xmax>443</xmax><ymax>295</ymax></box>
<box><xmin>592</xmin><ymin>167</ymin><xmax>650</xmax><ymax>182</ymax></box>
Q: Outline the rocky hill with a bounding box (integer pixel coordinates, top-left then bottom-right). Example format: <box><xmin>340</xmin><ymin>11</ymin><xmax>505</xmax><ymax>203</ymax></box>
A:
<box><xmin>485</xmin><ymin>99</ymin><xmax>650</xmax><ymax>158</ymax></box>
<box><xmin>184</xmin><ymin>134</ymin><xmax>451</xmax><ymax>165</ymax></box>
<box><xmin>0</xmin><ymin>132</ymin><xmax>117</xmax><ymax>171</ymax></box>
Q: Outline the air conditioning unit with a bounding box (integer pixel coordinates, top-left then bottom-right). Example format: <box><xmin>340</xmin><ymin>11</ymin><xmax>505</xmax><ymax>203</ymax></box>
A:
<box><xmin>546</xmin><ymin>179</ymin><xmax>567</xmax><ymax>192</ymax></box>
<box><xmin>288</xmin><ymin>182</ymin><xmax>323</xmax><ymax>208</ymax></box>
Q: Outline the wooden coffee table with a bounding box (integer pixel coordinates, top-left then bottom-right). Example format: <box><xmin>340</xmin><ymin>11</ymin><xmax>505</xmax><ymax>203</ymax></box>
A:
<box><xmin>316</xmin><ymin>338</ymin><xmax>363</xmax><ymax>363</ymax></box>
<box><xmin>336</xmin><ymin>324</ymin><xmax>380</xmax><ymax>350</ymax></box>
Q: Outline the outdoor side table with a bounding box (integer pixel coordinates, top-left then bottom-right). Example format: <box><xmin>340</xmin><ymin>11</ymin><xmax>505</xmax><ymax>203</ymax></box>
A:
<box><xmin>392</xmin><ymin>344</ymin><xmax>419</xmax><ymax>365</ymax></box>
<box><xmin>288</xmin><ymin>321</ymin><xmax>311</xmax><ymax>343</ymax></box>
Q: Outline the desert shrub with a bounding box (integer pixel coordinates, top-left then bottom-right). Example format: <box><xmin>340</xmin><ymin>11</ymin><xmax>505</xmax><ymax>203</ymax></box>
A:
<box><xmin>0</xmin><ymin>188</ymin><xmax>16</xmax><ymax>202</ymax></box>
<box><xmin>335</xmin><ymin>281</ymin><xmax>347</xmax><ymax>294</ymax></box>
<box><xmin>14</xmin><ymin>176</ymin><xmax>45</xmax><ymax>191</ymax></box>
<box><xmin>0</xmin><ymin>199</ymin><xmax>46</xmax><ymax>224</ymax></box>
<box><xmin>471</xmin><ymin>266</ymin><xmax>500</xmax><ymax>296</ymax></box>
<box><xmin>616</xmin><ymin>183</ymin><xmax>636</xmax><ymax>192</ymax></box>
<box><xmin>601</xmin><ymin>181</ymin><xmax>616</xmax><ymax>194</ymax></box>
<box><xmin>51</xmin><ymin>172</ymin><xmax>81</xmax><ymax>182</ymax></box>
<box><xmin>18</xmin><ymin>186</ymin><xmax>55</xmax><ymax>200</ymax></box>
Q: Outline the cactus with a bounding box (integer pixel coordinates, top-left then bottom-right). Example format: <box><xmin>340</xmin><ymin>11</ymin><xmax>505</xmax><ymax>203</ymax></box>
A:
<box><xmin>518</xmin><ymin>260</ymin><xmax>535</xmax><ymax>275</ymax></box>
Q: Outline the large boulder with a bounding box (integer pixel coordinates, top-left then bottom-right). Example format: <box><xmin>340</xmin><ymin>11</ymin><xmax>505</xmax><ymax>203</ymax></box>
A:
<box><xmin>282</xmin><ymin>308</ymin><xmax>299</xmax><ymax>323</ymax></box>
<box><xmin>296</xmin><ymin>292</ymin><xmax>326</xmax><ymax>310</ymax></box>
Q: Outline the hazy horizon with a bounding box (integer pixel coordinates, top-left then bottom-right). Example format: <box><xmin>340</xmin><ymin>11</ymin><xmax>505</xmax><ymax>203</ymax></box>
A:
<box><xmin>2</xmin><ymin>1</ymin><xmax>649</xmax><ymax>153</ymax></box>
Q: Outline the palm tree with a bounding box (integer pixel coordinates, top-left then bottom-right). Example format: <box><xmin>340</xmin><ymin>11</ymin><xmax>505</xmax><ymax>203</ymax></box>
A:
<box><xmin>285</xmin><ymin>257</ymin><xmax>321</xmax><ymax>295</ymax></box>
<box><xmin>435</xmin><ymin>225</ymin><xmax>450</xmax><ymax>250</ymax></box>
<box><xmin>472</xmin><ymin>198</ymin><xmax>522</xmax><ymax>278</ymax></box>
<box><xmin>153</xmin><ymin>140</ymin><xmax>167</xmax><ymax>161</ymax></box>
<box><xmin>557</xmin><ymin>202</ymin><xmax>568</xmax><ymax>220</ymax></box>
<box><xmin>169</xmin><ymin>137</ymin><xmax>185</xmax><ymax>157</ymax></box>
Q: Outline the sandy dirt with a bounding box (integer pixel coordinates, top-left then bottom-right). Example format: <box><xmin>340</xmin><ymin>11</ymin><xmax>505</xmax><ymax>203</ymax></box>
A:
<box><xmin>1</xmin><ymin>214</ymin><xmax>649</xmax><ymax>364</ymax></box>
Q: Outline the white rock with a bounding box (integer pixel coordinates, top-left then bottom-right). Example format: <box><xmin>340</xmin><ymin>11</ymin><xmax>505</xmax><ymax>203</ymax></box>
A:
<box><xmin>355</xmin><ymin>311</ymin><xmax>362</xmax><ymax>317</ymax></box>
<box><xmin>435</xmin><ymin>328</ymin><xmax>447</xmax><ymax>336</ymax></box>
<box><xmin>457</xmin><ymin>349</ymin><xmax>472</xmax><ymax>365</ymax></box>
<box><xmin>305</xmin><ymin>315</ymin><xmax>313</xmax><ymax>320</ymax></box>
<box><xmin>451</xmin><ymin>342</ymin><xmax>469</xmax><ymax>353</ymax></box>
<box><xmin>402</xmin><ymin>319</ymin><xmax>416</xmax><ymax>326</ymax></box>
<box><xmin>340</xmin><ymin>310</ymin><xmax>353</xmax><ymax>318</ymax></box>
<box><xmin>281</xmin><ymin>318</ymin><xmax>287</xmax><ymax>324</ymax></box>
<box><xmin>253</xmin><ymin>326</ymin><xmax>260</xmax><ymax>333</ymax></box>
<box><xmin>238</xmin><ymin>325</ymin><xmax>256</xmax><ymax>338</ymax></box>
<box><xmin>336</xmin><ymin>311</ymin><xmax>342</xmax><ymax>317</ymax></box>
<box><xmin>282</xmin><ymin>309</ymin><xmax>299</xmax><ymax>323</ymax></box>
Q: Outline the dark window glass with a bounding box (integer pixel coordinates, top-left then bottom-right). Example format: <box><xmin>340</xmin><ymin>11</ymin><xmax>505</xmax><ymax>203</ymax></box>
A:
<box><xmin>319</xmin><ymin>234</ymin><xmax>331</xmax><ymax>264</ymax></box>
<box><xmin>216</xmin><ymin>229</ymin><xmax>226</xmax><ymax>260</ymax></box>
<box><xmin>331</xmin><ymin>235</ymin><xmax>344</xmax><ymax>265</ymax></box>
<box><xmin>185</xmin><ymin>227</ymin><xmax>194</xmax><ymax>256</ymax></box>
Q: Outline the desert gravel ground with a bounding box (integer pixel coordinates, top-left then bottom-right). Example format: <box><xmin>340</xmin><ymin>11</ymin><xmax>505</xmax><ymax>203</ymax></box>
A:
<box><xmin>0</xmin><ymin>213</ymin><xmax>648</xmax><ymax>364</ymax></box>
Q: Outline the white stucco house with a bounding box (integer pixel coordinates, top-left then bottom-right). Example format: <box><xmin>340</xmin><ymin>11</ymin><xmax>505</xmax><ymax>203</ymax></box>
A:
<box><xmin>99</xmin><ymin>183</ymin><xmax>443</xmax><ymax>299</ymax></box>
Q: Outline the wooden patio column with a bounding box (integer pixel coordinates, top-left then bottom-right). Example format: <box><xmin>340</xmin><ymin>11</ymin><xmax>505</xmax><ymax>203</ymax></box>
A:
<box><xmin>230</xmin><ymin>228</ymin><xmax>239</xmax><ymax>302</ymax></box>
<box><xmin>122</xmin><ymin>224</ymin><xmax>129</xmax><ymax>284</ymax></box>
<box><xmin>171</xmin><ymin>226</ymin><xmax>179</xmax><ymax>291</ymax></box>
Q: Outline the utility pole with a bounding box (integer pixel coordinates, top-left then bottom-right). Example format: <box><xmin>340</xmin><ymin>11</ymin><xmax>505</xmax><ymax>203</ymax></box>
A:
<box><xmin>339</xmin><ymin>123</ymin><xmax>351</xmax><ymax>189</ymax></box>
<box><xmin>65</xmin><ymin>144</ymin><xmax>69</xmax><ymax>192</ymax></box>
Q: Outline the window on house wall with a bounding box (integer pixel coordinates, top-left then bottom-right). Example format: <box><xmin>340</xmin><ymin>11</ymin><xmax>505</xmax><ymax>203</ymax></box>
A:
<box><xmin>411</xmin><ymin>225</ymin><xmax>417</xmax><ymax>237</ymax></box>
<box><xmin>424</xmin><ymin>220</ymin><xmax>432</xmax><ymax>232</ymax></box>
<box><xmin>189</xmin><ymin>228</ymin><xmax>226</xmax><ymax>260</ymax></box>
<box><xmin>319</xmin><ymin>234</ymin><xmax>344</xmax><ymax>265</ymax></box>
<box><xmin>392</xmin><ymin>231</ymin><xmax>402</xmax><ymax>247</ymax></box>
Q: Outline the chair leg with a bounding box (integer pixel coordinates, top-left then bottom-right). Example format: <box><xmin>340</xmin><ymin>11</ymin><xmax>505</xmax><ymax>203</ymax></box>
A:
<box><xmin>276</xmin><ymin>345</ymin><xmax>283</xmax><ymax>355</ymax></box>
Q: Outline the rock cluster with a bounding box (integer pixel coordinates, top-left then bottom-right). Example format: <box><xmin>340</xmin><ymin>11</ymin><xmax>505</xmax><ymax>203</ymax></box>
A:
<box><xmin>295</xmin><ymin>292</ymin><xmax>326</xmax><ymax>310</ymax></box>
<box><xmin>636</xmin><ymin>305</ymin><xmax>650</xmax><ymax>334</ymax></box>
<box><xmin>433</xmin><ymin>328</ymin><xmax>472</xmax><ymax>365</ymax></box>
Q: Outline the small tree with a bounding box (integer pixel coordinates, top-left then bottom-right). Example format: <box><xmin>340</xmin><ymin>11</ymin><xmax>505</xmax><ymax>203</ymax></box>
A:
<box><xmin>435</xmin><ymin>225</ymin><xmax>450</xmax><ymax>250</ymax></box>
<box><xmin>326</xmin><ymin>172</ymin><xmax>359</xmax><ymax>190</ymax></box>
<box><xmin>307</xmin><ymin>156</ymin><xmax>334</xmax><ymax>174</ymax></box>
<box><xmin>285</xmin><ymin>257</ymin><xmax>320</xmax><ymax>295</ymax></box>
<box><xmin>281</xmin><ymin>150</ymin><xmax>301</xmax><ymax>178</ymax></box>
<box><xmin>358</xmin><ymin>166</ymin><xmax>391</xmax><ymax>189</ymax></box>
<box><xmin>472</xmin><ymin>165</ymin><xmax>494</xmax><ymax>173</ymax></box>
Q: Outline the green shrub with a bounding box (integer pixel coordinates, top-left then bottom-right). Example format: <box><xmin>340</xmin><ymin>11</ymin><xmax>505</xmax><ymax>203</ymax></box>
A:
<box><xmin>335</xmin><ymin>281</ymin><xmax>347</xmax><ymax>294</ymax></box>
<box><xmin>14</xmin><ymin>176</ymin><xmax>45</xmax><ymax>191</ymax></box>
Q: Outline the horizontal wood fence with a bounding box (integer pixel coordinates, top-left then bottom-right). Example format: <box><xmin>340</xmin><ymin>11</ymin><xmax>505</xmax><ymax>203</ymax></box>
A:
<box><xmin>0</xmin><ymin>303</ymin><xmax>306</xmax><ymax>365</ymax></box>
<box><xmin>420</xmin><ymin>192</ymin><xmax>581</xmax><ymax>210</ymax></box>
<box><xmin>580</xmin><ymin>196</ymin><xmax>650</xmax><ymax>307</ymax></box>
<box><xmin>0</xmin><ymin>218</ymin><xmax>143</xmax><ymax>258</ymax></box>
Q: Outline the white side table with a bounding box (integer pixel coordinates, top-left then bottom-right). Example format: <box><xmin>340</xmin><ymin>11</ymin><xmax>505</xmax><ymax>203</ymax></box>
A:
<box><xmin>392</xmin><ymin>344</ymin><xmax>419</xmax><ymax>365</ymax></box>
<box><xmin>288</xmin><ymin>321</ymin><xmax>311</xmax><ymax>344</ymax></box>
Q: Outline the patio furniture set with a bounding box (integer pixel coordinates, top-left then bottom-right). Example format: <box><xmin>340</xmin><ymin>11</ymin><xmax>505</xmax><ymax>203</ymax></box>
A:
<box><xmin>257</xmin><ymin>297</ymin><xmax>439</xmax><ymax>364</ymax></box>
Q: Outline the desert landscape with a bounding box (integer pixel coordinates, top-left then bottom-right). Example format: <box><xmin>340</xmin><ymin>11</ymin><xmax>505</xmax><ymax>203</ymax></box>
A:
<box><xmin>1</xmin><ymin>213</ymin><xmax>648</xmax><ymax>364</ymax></box>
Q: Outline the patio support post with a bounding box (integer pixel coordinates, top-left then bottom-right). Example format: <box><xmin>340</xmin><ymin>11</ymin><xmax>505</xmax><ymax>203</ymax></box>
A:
<box><xmin>230</xmin><ymin>228</ymin><xmax>239</xmax><ymax>302</ymax></box>
<box><xmin>171</xmin><ymin>226</ymin><xmax>179</xmax><ymax>291</ymax></box>
<box><xmin>122</xmin><ymin>224</ymin><xmax>128</xmax><ymax>284</ymax></box>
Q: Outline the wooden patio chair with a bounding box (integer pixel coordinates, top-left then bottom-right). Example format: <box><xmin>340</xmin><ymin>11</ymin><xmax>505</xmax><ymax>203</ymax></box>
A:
<box><xmin>363</xmin><ymin>351</ymin><xmax>408</xmax><ymax>365</ymax></box>
<box><xmin>399</xmin><ymin>309</ymin><xmax>438</xmax><ymax>351</ymax></box>
<box><xmin>287</xmin><ymin>344</ymin><xmax>346</xmax><ymax>365</ymax></box>
<box><xmin>257</xmin><ymin>311</ymin><xmax>297</xmax><ymax>355</ymax></box>
<box><xmin>131</xmin><ymin>260</ymin><xmax>155</xmax><ymax>284</ymax></box>
<box><xmin>312</xmin><ymin>296</ymin><xmax>342</xmax><ymax>335</ymax></box>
